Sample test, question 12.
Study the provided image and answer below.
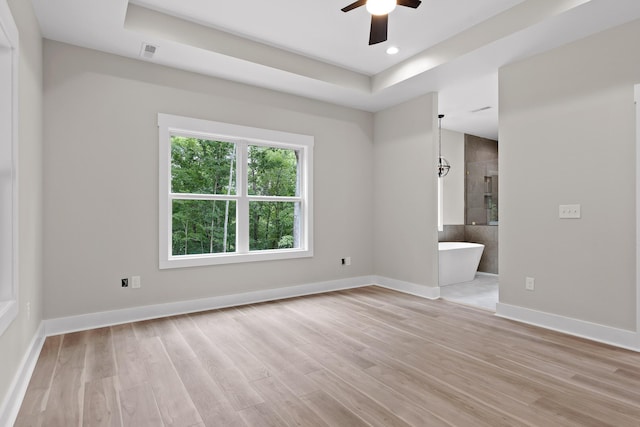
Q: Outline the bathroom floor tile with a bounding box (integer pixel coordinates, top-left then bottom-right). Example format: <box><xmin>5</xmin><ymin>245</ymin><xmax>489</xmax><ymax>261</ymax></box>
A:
<box><xmin>439</xmin><ymin>274</ymin><xmax>498</xmax><ymax>311</ymax></box>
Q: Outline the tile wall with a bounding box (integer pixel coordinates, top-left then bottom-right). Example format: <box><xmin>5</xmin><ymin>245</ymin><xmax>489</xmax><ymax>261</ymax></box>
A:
<box><xmin>465</xmin><ymin>134</ymin><xmax>499</xmax><ymax>226</ymax></box>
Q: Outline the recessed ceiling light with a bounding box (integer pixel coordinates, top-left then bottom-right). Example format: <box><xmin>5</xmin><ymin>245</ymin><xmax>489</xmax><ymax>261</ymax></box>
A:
<box><xmin>386</xmin><ymin>46</ymin><xmax>399</xmax><ymax>55</ymax></box>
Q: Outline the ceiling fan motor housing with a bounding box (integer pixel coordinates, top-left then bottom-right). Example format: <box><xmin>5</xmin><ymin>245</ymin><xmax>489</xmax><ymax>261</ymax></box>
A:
<box><xmin>341</xmin><ymin>0</ymin><xmax>422</xmax><ymax>45</ymax></box>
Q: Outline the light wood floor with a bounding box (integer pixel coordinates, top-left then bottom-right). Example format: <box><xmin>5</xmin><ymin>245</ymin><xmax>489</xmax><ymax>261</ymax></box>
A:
<box><xmin>14</xmin><ymin>286</ymin><xmax>640</xmax><ymax>426</ymax></box>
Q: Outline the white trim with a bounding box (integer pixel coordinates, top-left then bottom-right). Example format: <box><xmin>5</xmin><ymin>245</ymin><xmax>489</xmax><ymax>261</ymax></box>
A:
<box><xmin>476</xmin><ymin>272</ymin><xmax>499</xmax><ymax>277</ymax></box>
<box><xmin>43</xmin><ymin>275</ymin><xmax>444</xmax><ymax>336</ymax></box>
<box><xmin>495</xmin><ymin>303</ymin><xmax>639</xmax><ymax>352</ymax></box>
<box><xmin>635</xmin><ymin>83</ymin><xmax>640</xmax><ymax>347</ymax></box>
<box><xmin>0</xmin><ymin>0</ymin><xmax>19</xmax><ymax>336</ymax></box>
<box><xmin>44</xmin><ymin>276</ymin><xmax>375</xmax><ymax>336</ymax></box>
<box><xmin>0</xmin><ymin>323</ymin><xmax>45</xmax><ymax>427</ymax></box>
<box><xmin>158</xmin><ymin>113</ymin><xmax>314</xmax><ymax>269</ymax></box>
<box><xmin>373</xmin><ymin>276</ymin><xmax>440</xmax><ymax>300</ymax></box>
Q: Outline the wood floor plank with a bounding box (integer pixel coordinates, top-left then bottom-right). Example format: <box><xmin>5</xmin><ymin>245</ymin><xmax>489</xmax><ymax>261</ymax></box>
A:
<box><xmin>110</xmin><ymin>323</ymin><xmax>150</xmax><ymax>392</ymax></box>
<box><xmin>84</xmin><ymin>328</ymin><xmax>116</xmax><ymax>383</ymax></box>
<box><xmin>153</xmin><ymin>317</ymin><xmax>198</xmax><ymax>363</ymax></box>
<box><xmin>300</xmin><ymin>390</ymin><xmax>370</xmax><ymax>427</ymax></box>
<box><xmin>237</xmin><ymin>402</ymin><xmax>288</xmax><ymax>427</ymax></box>
<box><xmin>250</xmin><ymin>376</ymin><xmax>329</xmax><ymax>427</ymax></box>
<box><xmin>297</xmin><ymin>343</ymin><xmax>452</xmax><ymax>427</ymax></box>
<box><xmin>119</xmin><ymin>383</ymin><xmax>163</xmax><ymax>427</ymax></box>
<box><xmin>170</xmin><ymin>355</ymin><xmax>247</xmax><ymax>427</ymax></box>
<box><xmin>177</xmin><ymin>324</ymin><xmax>265</xmax><ymax>410</ymax></box>
<box><xmin>307</xmin><ymin>368</ymin><xmax>413</xmax><ymax>427</ymax></box>
<box><xmin>82</xmin><ymin>376</ymin><xmax>122</xmax><ymax>427</ymax></box>
<box><xmin>131</xmin><ymin>320</ymin><xmax>158</xmax><ymax>340</ymax></box>
<box><xmin>25</xmin><ymin>334</ymin><xmax>63</xmax><ymax>389</ymax></box>
<box><xmin>15</xmin><ymin>286</ymin><xmax>640</xmax><ymax>427</ymax></box>
<box><xmin>41</xmin><ymin>332</ymin><xmax>88</xmax><ymax>427</ymax></box>
<box><xmin>14</xmin><ymin>335</ymin><xmax>63</xmax><ymax>425</ymax></box>
<box><xmin>190</xmin><ymin>311</ymin><xmax>271</xmax><ymax>382</ymax></box>
<box><xmin>138</xmin><ymin>336</ymin><xmax>203</xmax><ymax>426</ymax></box>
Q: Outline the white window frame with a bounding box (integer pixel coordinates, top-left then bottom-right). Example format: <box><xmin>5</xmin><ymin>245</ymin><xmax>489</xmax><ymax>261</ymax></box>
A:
<box><xmin>0</xmin><ymin>0</ymin><xmax>19</xmax><ymax>336</ymax></box>
<box><xmin>158</xmin><ymin>113</ymin><xmax>314</xmax><ymax>269</ymax></box>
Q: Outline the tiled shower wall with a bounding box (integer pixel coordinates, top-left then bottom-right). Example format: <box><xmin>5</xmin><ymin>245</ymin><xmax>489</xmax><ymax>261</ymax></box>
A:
<box><xmin>465</xmin><ymin>134</ymin><xmax>499</xmax><ymax>226</ymax></box>
<box><xmin>438</xmin><ymin>225</ymin><xmax>498</xmax><ymax>274</ymax></box>
<box><xmin>438</xmin><ymin>133</ymin><xmax>499</xmax><ymax>275</ymax></box>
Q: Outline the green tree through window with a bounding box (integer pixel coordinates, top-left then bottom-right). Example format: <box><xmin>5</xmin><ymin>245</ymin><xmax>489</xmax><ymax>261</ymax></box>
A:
<box><xmin>159</xmin><ymin>113</ymin><xmax>313</xmax><ymax>268</ymax></box>
<box><xmin>248</xmin><ymin>146</ymin><xmax>299</xmax><ymax>251</ymax></box>
<box><xmin>170</xmin><ymin>139</ymin><xmax>300</xmax><ymax>256</ymax></box>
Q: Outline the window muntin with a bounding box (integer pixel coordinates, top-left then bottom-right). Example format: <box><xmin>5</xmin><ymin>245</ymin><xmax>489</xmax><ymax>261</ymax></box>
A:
<box><xmin>159</xmin><ymin>114</ymin><xmax>313</xmax><ymax>268</ymax></box>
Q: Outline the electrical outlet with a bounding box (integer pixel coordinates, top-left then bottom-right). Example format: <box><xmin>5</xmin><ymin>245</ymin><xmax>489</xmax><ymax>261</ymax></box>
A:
<box><xmin>345</xmin><ymin>257</ymin><xmax>351</xmax><ymax>266</ymax></box>
<box><xmin>131</xmin><ymin>276</ymin><xmax>141</xmax><ymax>289</ymax></box>
<box><xmin>525</xmin><ymin>277</ymin><xmax>535</xmax><ymax>291</ymax></box>
<box><xmin>341</xmin><ymin>258</ymin><xmax>346</xmax><ymax>265</ymax></box>
<box><xmin>121</xmin><ymin>278</ymin><xmax>129</xmax><ymax>288</ymax></box>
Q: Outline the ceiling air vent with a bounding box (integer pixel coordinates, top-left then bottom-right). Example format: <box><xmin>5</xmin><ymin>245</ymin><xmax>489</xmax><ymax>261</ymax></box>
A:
<box><xmin>140</xmin><ymin>43</ymin><xmax>157</xmax><ymax>59</ymax></box>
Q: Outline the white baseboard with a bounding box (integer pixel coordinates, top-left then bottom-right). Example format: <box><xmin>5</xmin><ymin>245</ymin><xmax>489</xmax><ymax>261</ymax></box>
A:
<box><xmin>496</xmin><ymin>302</ymin><xmax>640</xmax><ymax>352</ymax></box>
<box><xmin>44</xmin><ymin>276</ymin><xmax>377</xmax><ymax>336</ymax></box>
<box><xmin>373</xmin><ymin>276</ymin><xmax>440</xmax><ymax>300</ymax></box>
<box><xmin>0</xmin><ymin>322</ymin><xmax>45</xmax><ymax>427</ymax></box>
<box><xmin>476</xmin><ymin>272</ymin><xmax>498</xmax><ymax>277</ymax></box>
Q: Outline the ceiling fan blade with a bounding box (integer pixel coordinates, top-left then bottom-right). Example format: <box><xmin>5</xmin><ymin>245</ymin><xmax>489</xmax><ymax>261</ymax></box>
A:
<box><xmin>397</xmin><ymin>0</ymin><xmax>422</xmax><ymax>8</ymax></box>
<box><xmin>369</xmin><ymin>14</ymin><xmax>388</xmax><ymax>45</ymax></box>
<box><xmin>341</xmin><ymin>0</ymin><xmax>367</xmax><ymax>12</ymax></box>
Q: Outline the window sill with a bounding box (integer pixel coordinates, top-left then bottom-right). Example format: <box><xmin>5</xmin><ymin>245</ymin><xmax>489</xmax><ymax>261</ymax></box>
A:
<box><xmin>160</xmin><ymin>248</ymin><xmax>313</xmax><ymax>269</ymax></box>
<box><xmin>0</xmin><ymin>300</ymin><xmax>18</xmax><ymax>336</ymax></box>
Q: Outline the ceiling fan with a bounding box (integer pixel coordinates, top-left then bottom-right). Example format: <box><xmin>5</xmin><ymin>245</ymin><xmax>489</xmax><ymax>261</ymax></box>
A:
<box><xmin>341</xmin><ymin>0</ymin><xmax>422</xmax><ymax>45</ymax></box>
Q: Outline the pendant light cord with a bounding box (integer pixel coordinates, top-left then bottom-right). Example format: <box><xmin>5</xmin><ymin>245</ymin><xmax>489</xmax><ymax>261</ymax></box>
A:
<box><xmin>438</xmin><ymin>114</ymin><xmax>444</xmax><ymax>159</ymax></box>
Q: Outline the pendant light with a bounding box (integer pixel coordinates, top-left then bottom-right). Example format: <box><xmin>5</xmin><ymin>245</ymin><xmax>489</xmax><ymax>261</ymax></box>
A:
<box><xmin>437</xmin><ymin>114</ymin><xmax>450</xmax><ymax>177</ymax></box>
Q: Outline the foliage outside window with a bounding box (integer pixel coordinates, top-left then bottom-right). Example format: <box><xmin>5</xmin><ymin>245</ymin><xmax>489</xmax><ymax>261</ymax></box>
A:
<box><xmin>159</xmin><ymin>114</ymin><xmax>313</xmax><ymax>268</ymax></box>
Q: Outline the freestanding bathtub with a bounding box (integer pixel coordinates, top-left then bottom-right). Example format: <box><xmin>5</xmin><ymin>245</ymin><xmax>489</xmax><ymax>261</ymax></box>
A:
<box><xmin>438</xmin><ymin>242</ymin><xmax>485</xmax><ymax>286</ymax></box>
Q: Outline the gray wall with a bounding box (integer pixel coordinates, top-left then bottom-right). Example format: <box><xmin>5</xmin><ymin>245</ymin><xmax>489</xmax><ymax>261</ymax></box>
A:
<box><xmin>373</xmin><ymin>94</ymin><xmax>439</xmax><ymax>287</ymax></box>
<box><xmin>43</xmin><ymin>41</ymin><xmax>375</xmax><ymax>319</ymax></box>
<box><xmin>499</xmin><ymin>18</ymin><xmax>640</xmax><ymax>330</ymax></box>
<box><xmin>0</xmin><ymin>0</ymin><xmax>43</xmax><ymax>410</ymax></box>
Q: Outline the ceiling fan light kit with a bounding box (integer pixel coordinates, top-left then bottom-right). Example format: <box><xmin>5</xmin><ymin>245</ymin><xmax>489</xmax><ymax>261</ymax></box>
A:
<box><xmin>341</xmin><ymin>0</ymin><xmax>422</xmax><ymax>45</ymax></box>
<box><xmin>366</xmin><ymin>0</ymin><xmax>396</xmax><ymax>16</ymax></box>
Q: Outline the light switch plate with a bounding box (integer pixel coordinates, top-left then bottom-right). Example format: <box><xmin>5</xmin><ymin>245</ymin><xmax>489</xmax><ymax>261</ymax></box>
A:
<box><xmin>559</xmin><ymin>204</ymin><xmax>581</xmax><ymax>219</ymax></box>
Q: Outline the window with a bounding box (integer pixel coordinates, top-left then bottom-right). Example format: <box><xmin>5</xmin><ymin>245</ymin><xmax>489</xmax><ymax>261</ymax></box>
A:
<box><xmin>0</xmin><ymin>0</ymin><xmax>18</xmax><ymax>336</ymax></box>
<box><xmin>158</xmin><ymin>114</ymin><xmax>314</xmax><ymax>268</ymax></box>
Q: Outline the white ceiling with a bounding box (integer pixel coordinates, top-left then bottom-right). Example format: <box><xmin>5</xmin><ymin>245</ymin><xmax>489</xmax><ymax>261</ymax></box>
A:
<box><xmin>32</xmin><ymin>0</ymin><xmax>640</xmax><ymax>139</ymax></box>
